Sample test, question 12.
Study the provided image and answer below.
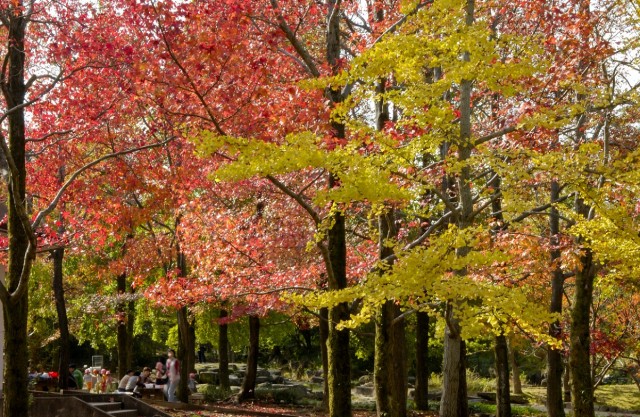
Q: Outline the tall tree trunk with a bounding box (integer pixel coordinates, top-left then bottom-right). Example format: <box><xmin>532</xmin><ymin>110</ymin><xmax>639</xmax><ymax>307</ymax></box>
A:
<box><xmin>563</xmin><ymin>363</ymin><xmax>571</xmax><ymax>402</ymax></box>
<box><xmin>488</xmin><ymin>169</ymin><xmax>510</xmax><ymax>412</ymax></box>
<box><xmin>441</xmin><ymin>1</ymin><xmax>474</xmax><ymax>415</ymax></box>
<box><xmin>415</xmin><ymin>312</ymin><xmax>430</xmax><ymax>410</ymax></box>
<box><xmin>177</xmin><ymin>305</ymin><xmax>196</xmax><ymax>403</ymax></box>
<box><xmin>52</xmin><ymin>247</ymin><xmax>70</xmax><ymax>390</ymax></box>
<box><xmin>508</xmin><ymin>341</ymin><xmax>522</xmax><ymax>395</ymax></box>
<box><xmin>440</xmin><ymin>304</ymin><xmax>466</xmax><ymax>417</ymax></box>
<box><xmin>319</xmin><ymin>307</ymin><xmax>329</xmax><ymax>409</ymax></box>
<box><xmin>569</xmin><ymin>249</ymin><xmax>595</xmax><ymax>417</ymax></box>
<box><xmin>327</xmin><ymin>303</ymin><xmax>350</xmax><ymax>416</ymax></box>
<box><xmin>219</xmin><ymin>308</ymin><xmax>230</xmax><ymax>391</ymax></box>
<box><xmin>325</xmin><ymin>1</ymin><xmax>351</xmax><ymax>415</ymax></box>
<box><xmin>326</xmin><ymin>179</ymin><xmax>351</xmax><ymax>417</ymax></box>
<box><xmin>175</xmin><ymin>251</ymin><xmax>196</xmax><ymax>403</ymax></box>
<box><xmin>374</xmin><ymin>210</ymin><xmax>407</xmax><ymax>417</ymax></box>
<box><xmin>116</xmin><ymin>272</ymin><xmax>131</xmax><ymax>379</ymax></box>
<box><xmin>239</xmin><ymin>315</ymin><xmax>260</xmax><ymax>401</ymax></box>
<box><xmin>374</xmin><ymin>301</ymin><xmax>407</xmax><ymax>417</ymax></box>
<box><xmin>495</xmin><ymin>333</ymin><xmax>512</xmax><ymax>417</ymax></box>
<box><xmin>569</xmin><ymin>0</ymin><xmax>594</xmax><ymax>411</ymax></box>
<box><xmin>547</xmin><ymin>180</ymin><xmax>566</xmax><ymax>417</ymax></box>
<box><xmin>2</xmin><ymin>5</ymin><xmax>30</xmax><ymax>416</ymax></box>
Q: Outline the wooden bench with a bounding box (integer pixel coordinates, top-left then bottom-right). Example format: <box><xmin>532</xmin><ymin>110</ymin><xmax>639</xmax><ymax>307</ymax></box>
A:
<box><xmin>137</xmin><ymin>387</ymin><xmax>165</xmax><ymax>400</ymax></box>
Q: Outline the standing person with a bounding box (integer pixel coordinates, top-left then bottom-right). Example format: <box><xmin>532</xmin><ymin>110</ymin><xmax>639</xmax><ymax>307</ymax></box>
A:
<box><xmin>166</xmin><ymin>349</ymin><xmax>180</xmax><ymax>402</ymax></box>
<box><xmin>104</xmin><ymin>370</ymin><xmax>113</xmax><ymax>392</ymax></box>
<box><xmin>83</xmin><ymin>369</ymin><xmax>92</xmax><ymax>391</ymax></box>
<box><xmin>70</xmin><ymin>364</ymin><xmax>83</xmax><ymax>389</ymax></box>
<box><xmin>67</xmin><ymin>365</ymin><xmax>78</xmax><ymax>389</ymax></box>
<box><xmin>198</xmin><ymin>345</ymin><xmax>206</xmax><ymax>363</ymax></box>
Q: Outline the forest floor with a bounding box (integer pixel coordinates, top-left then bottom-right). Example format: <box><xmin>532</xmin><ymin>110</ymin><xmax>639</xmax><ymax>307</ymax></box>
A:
<box><xmin>153</xmin><ymin>402</ymin><xmax>438</xmax><ymax>417</ymax></box>
<box><xmin>524</xmin><ymin>385</ymin><xmax>640</xmax><ymax>414</ymax></box>
<box><xmin>148</xmin><ymin>381</ymin><xmax>640</xmax><ymax>416</ymax></box>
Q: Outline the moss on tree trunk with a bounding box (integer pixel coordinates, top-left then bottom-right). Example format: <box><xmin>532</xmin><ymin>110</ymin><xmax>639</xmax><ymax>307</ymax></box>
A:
<box><xmin>569</xmin><ymin>250</ymin><xmax>595</xmax><ymax>417</ymax></box>
<box><xmin>495</xmin><ymin>333</ymin><xmax>511</xmax><ymax>417</ymax></box>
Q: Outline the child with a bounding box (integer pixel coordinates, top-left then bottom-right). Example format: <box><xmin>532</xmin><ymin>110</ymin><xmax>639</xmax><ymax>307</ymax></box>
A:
<box><xmin>83</xmin><ymin>369</ymin><xmax>92</xmax><ymax>391</ymax></box>
<box><xmin>188</xmin><ymin>372</ymin><xmax>197</xmax><ymax>393</ymax></box>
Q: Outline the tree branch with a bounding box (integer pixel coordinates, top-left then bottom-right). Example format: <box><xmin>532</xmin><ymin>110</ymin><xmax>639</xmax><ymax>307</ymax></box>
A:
<box><xmin>269</xmin><ymin>0</ymin><xmax>321</xmax><ymax>78</ymax></box>
<box><xmin>32</xmin><ymin>137</ymin><xmax>176</xmax><ymax>229</ymax></box>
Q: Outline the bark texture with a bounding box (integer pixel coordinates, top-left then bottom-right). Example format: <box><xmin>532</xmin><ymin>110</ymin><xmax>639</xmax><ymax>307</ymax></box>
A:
<box><xmin>218</xmin><ymin>308</ymin><xmax>230</xmax><ymax>391</ymax></box>
<box><xmin>414</xmin><ymin>312</ymin><xmax>430</xmax><ymax>410</ymax></box>
<box><xmin>374</xmin><ymin>300</ymin><xmax>407</xmax><ymax>417</ymax></box>
<box><xmin>2</xmin><ymin>6</ymin><xmax>30</xmax><ymax>416</ymax></box>
<box><xmin>569</xmin><ymin>250</ymin><xmax>595</xmax><ymax>417</ymax></box>
<box><xmin>495</xmin><ymin>334</ymin><xmax>512</xmax><ymax>417</ymax></box>
<box><xmin>547</xmin><ymin>180</ymin><xmax>566</xmax><ymax>417</ymax></box>
<box><xmin>509</xmin><ymin>343</ymin><xmax>522</xmax><ymax>395</ymax></box>
<box><xmin>324</xmin><ymin>2</ymin><xmax>351</xmax><ymax>414</ymax></box>
<box><xmin>177</xmin><ymin>305</ymin><xmax>196</xmax><ymax>403</ymax></box>
<box><xmin>319</xmin><ymin>307</ymin><xmax>329</xmax><ymax>409</ymax></box>
<box><xmin>116</xmin><ymin>272</ymin><xmax>133</xmax><ymax>379</ymax></box>
<box><xmin>440</xmin><ymin>306</ymin><xmax>467</xmax><ymax>417</ymax></box>
<box><xmin>52</xmin><ymin>247</ymin><xmax>70</xmax><ymax>390</ymax></box>
<box><xmin>239</xmin><ymin>315</ymin><xmax>260</xmax><ymax>401</ymax></box>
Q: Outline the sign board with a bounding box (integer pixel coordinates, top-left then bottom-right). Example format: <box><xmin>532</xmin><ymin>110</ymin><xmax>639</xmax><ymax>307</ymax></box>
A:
<box><xmin>92</xmin><ymin>355</ymin><xmax>103</xmax><ymax>368</ymax></box>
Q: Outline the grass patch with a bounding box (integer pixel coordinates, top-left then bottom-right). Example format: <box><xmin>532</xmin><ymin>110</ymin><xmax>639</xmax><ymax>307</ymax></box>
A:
<box><xmin>429</xmin><ymin>371</ymin><xmax>495</xmax><ymax>393</ymax></box>
<box><xmin>469</xmin><ymin>403</ymin><xmax>545</xmax><ymax>416</ymax></box>
<box><xmin>594</xmin><ymin>384</ymin><xmax>640</xmax><ymax>411</ymax></box>
<box><xmin>524</xmin><ymin>384</ymin><xmax>640</xmax><ymax>412</ymax></box>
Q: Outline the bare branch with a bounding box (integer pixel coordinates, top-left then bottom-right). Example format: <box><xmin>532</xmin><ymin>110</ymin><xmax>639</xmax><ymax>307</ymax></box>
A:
<box><xmin>474</xmin><ymin>125</ymin><xmax>517</xmax><ymax>146</ymax></box>
<box><xmin>32</xmin><ymin>137</ymin><xmax>176</xmax><ymax>229</ymax></box>
<box><xmin>266</xmin><ymin>174</ymin><xmax>321</xmax><ymax>225</ymax></box>
<box><xmin>26</xmin><ymin>129</ymin><xmax>73</xmax><ymax>143</ymax></box>
<box><xmin>508</xmin><ymin>192</ymin><xmax>575</xmax><ymax>224</ymax></box>
<box><xmin>372</xmin><ymin>0</ymin><xmax>432</xmax><ymax>45</ymax></box>
<box><xmin>269</xmin><ymin>0</ymin><xmax>321</xmax><ymax>77</ymax></box>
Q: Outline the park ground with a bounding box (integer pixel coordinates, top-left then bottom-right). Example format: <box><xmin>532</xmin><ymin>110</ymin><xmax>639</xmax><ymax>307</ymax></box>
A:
<box><xmin>149</xmin><ymin>383</ymin><xmax>640</xmax><ymax>417</ymax></box>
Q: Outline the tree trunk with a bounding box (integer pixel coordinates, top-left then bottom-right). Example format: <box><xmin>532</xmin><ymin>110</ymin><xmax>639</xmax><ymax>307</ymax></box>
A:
<box><xmin>440</xmin><ymin>305</ymin><xmax>467</xmax><ymax>417</ymax></box>
<box><xmin>569</xmin><ymin>249</ymin><xmax>595</xmax><ymax>417</ymax></box>
<box><xmin>324</xmin><ymin>1</ymin><xmax>352</xmax><ymax>413</ymax></box>
<box><xmin>319</xmin><ymin>307</ymin><xmax>329</xmax><ymax>409</ymax></box>
<box><xmin>415</xmin><ymin>312</ymin><xmax>429</xmax><ymax>410</ymax></box>
<box><xmin>441</xmin><ymin>0</ymin><xmax>474</xmax><ymax>414</ymax></box>
<box><xmin>495</xmin><ymin>333</ymin><xmax>512</xmax><ymax>417</ymax></box>
<box><xmin>239</xmin><ymin>315</ymin><xmax>260</xmax><ymax>401</ymax></box>
<box><xmin>374</xmin><ymin>210</ymin><xmax>406</xmax><ymax>417</ymax></box>
<box><xmin>52</xmin><ymin>247</ymin><xmax>70</xmax><ymax>390</ymax></box>
<box><xmin>218</xmin><ymin>308</ymin><xmax>230</xmax><ymax>391</ymax></box>
<box><xmin>547</xmin><ymin>180</ymin><xmax>566</xmax><ymax>417</ymax></box>
<box><xmin>508</xmin><ymin>341</ymin><xmax>522</xmax><ymax>395</ymax></box>
<box><xmin>327</xmin><ymin>301</ymin><xmax>351</xmax><ymax>417</ymax></box>
<box><xmin>2</xmin><ymin>6</ymin><xmax>30</xmax><ymax>417</ymax></box>
<box><xmin>116</xmin><ymin>272</ymin><xmax>131</xmax><ymax>380</ymax></box>
<box><xmin>374</xmin><ymin>301</ymin><xmax>407</xmax><ymax>417</ymax></box>
<box><xmin>177</xmin><ymin>305</ymin><xmax>196</xmax><ymax>403</ymax></box>
<box><xmin>563</xmin><ymin>363</ymin><xmax>571</xmax><ymax>402</ymax></box>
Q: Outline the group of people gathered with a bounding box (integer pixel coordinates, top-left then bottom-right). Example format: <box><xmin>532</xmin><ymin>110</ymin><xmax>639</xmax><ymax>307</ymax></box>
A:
<box><xmin>32</xmin><ymin>348</ymin><xmax>191</xmax><ymax>403</ymax></box>
<box><xmin>116</xmin><ymin>348</ymin><xmax>187</xmax><ymax>402</ymax></box>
